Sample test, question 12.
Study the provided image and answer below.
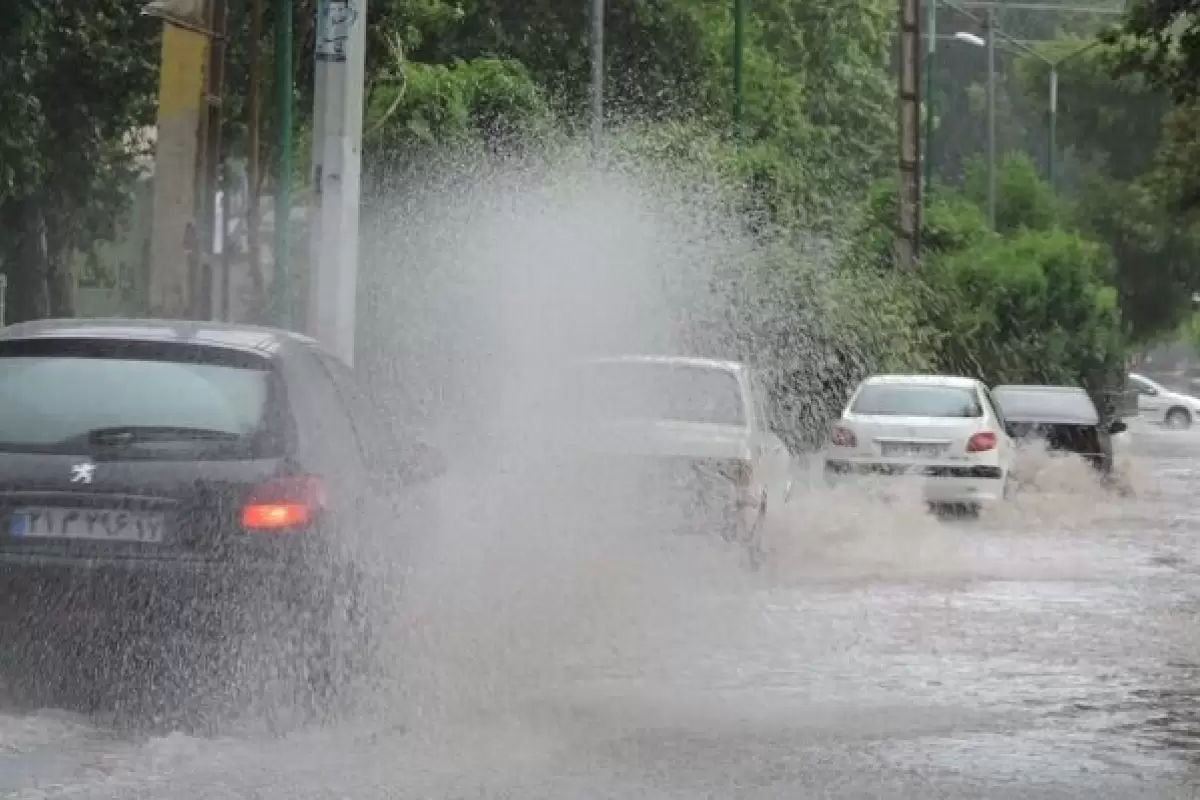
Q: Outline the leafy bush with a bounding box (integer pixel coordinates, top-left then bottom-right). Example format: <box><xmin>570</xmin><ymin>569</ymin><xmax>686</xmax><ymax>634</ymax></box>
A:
<box><xmin>963</xmin><ymin>152</ymin><xmax>1064</xmax><ymax>234</ymax></box>
<box><xmin>922</xmin><ymin>228</ymin><xmax>1125</xmax><ymax>398</ymax></box>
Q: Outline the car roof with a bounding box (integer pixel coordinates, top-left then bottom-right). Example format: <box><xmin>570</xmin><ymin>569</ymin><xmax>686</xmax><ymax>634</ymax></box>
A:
<box><xmin>992</xmin><ymin>384</ymin><xmax>1099</xmax><ymax>424</ymax></box>
<box><xmin>993</xmin><ymin>384</ymin><xmax>1088</xmax><ymax>394</ymax></box>
<box><xmin>861</xmin><ymin>374</ymin><xmax>979</xmax><ymax>389</ymax></box>
<box><xmin>581</xmin><ymin>355</ymin><xmax>746</xmax><ymax>373</ymax></box>
<box><xmin>0</xmin><ymin>317</ymin><xmax>320</xmax><ymax>358</ymax></box>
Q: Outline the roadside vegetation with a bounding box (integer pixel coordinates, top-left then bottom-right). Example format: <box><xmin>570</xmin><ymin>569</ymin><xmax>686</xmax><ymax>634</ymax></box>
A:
<box><xmin>2</xmin><ymin>0</ymin><xmax>1199</xmax><ymax>436</ymax></box>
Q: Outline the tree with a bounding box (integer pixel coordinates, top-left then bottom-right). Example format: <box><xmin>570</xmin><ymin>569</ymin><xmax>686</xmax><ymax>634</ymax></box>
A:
<box><xmin>1009</xmin><ymin>34</ymin><xmax>1200</xmax><ymax>343</ymax></box>
<box><xmin>922</xmin><ymin>228</ymin><xmax>1124</xmax><ymax>393</ymax></box>
<box><xmin>0</xmin><ymin>0</ymin><xmax>158</xmax><ymax>323</ymax></box>
<box><xmin>963</xmin><ymin>152</ymin><xmax>1063</xmax><ymax>234</ymax></box>
<box><xmin>1015</xmin><ymin>39</ymin><xmax>1168</xmax><ymax>183</ymax></box>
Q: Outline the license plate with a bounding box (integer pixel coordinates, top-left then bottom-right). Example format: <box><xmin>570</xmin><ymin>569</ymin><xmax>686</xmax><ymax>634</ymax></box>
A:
<box><xmin>881</xmin><ymin>443</ymin><xmax>942</xmax><ymax>458</ymax></box>
<box><xmin>9</xmin><ymin>507</ymin><xmax>166</xmax><ymax>543</ymax></box>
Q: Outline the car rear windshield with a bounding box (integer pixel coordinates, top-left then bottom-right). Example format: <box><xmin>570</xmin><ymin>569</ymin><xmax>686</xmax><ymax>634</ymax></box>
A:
<box><xmin>570</xmin><ymin>361</ymin><xmax>746</xmax><ymax>426</ymax></box>
<box><xmin>851</xmin><ymin>383</ymin><xmax>983</xmax><ymax>418</ymax></box>
<box><xmin>0</xmin><ymin>339</ymin><xmax>279</xmax><ymax>459</ymax></box>
<box><xmin>993</xmin><ymin>388</ymin><xmax>1098</xmax><ymax>424</ymax></box>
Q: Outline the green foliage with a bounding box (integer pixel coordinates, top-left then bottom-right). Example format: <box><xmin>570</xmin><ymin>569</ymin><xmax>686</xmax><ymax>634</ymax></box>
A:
<box><xmin>1008</xmin><ymin>30</ymin><xmax>1200</xmax><ymax>347</ymax></box>
<box><xmin>364</xmin><ymin>57</ymin><xmax>555</xmax><ymax>167</ymax></box>
<box><xmin>1180</xmin><ymin>312</ymin><xmax>1200</xmax><ymax>355</ymax></box>
<box><xmin>0</xmin><ymin>0</ymin><xmax>158</xmax><ymax>322</ymax></box>
<box><xmin>963</xmin><ymin>153</ymin><xmax>1063</xmax><ymax>234</ymax></box>
<box><xmin>1073</xmin><ymin>175</ymin><xmax>1200</xmax><ymax>342</ymax></box>
<box><xmin>840</xmin><ymin>179</ymin><xmax>992</xmax><ymax>273</ymax></box>
<box><xmin>922</xmin><ymin>228</ymin><xmax>1124</xmax><ymax>390</ymax></box>
<box><xmin>1015</xmin><ymin>40</ymin><xmax>1167</xmax><ymax>182</ymax></box>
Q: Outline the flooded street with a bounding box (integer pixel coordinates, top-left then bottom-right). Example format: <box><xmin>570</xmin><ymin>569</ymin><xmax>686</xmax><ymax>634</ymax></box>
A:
<box><xmin>2</xmin><ymin>422</ymin><xmax>1200</xmax><ymax>798</ymax></box>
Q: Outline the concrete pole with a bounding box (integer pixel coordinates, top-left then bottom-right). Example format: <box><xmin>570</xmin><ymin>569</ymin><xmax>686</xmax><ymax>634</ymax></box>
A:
<box><xmin>590</xmin><ymin>0</ymin><xmax>605</xmax><ymax>150</ymax></box>
<box><xmin>896</xmin><ymin>0</ymin><xmax>923</xmax><ymax>268</ymax></box>
<box><xmin>1048</xmin><ymin>66</ymin><xmax>1058</xmax><ymax>189</ymax></box>
<box><xmin>273</xmin><ymin>0</ymin><xmax>294</xmax><ymax>328</ymax></box>
<box><xmin>923</xmin><ymin>0</ymin><xmax>936</xmax><ymax>198</ymax></box>
<box><xmin>143</xmin><ymin>0</ymin><xmax>215</xmax><ymax>318</ymax></box>
<box><xmin>308</xmin><ymin>0</ymin><xmax>367</xmax><ymax>366</ymax></box>
<box><xmin>733</xmin><ymin>0</ymin><xmax>745</xmax><ymax>139</ymax></box>
<box><xmin>985</xmin><ymin>7</ymin><xmax>996</xmax><ymax>230</ymax></box>
<box><xmin>197</xmin><ymin>0</ymin><xmax>227</xmax><ymax>320</ymax></box>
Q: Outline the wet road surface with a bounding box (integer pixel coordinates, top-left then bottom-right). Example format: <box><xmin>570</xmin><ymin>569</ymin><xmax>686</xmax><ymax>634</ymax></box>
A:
<box><xmin>3</xmin><ymin>422</ymin><xmax>1200</xmax><ymax>798</ymax></box>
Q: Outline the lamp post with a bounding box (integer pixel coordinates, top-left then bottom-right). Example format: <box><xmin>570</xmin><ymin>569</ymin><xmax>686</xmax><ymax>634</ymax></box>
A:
<box><xmin>952</xmin><ymin>26</ymin><xmax>995</xmax><ymax>229</ymax></box>
<box><xmin>733</xmin><ymin>0</ymin><xmax>745</xmax><ymax>139</ymax></box>
<box><xmin>924</xmin><ymin>0</ymin><xmax>937</xmax><ymax>199</ymax></box>
<box><xmin>955</xmin><ymin>27</ymin><xmax>1101</xmax><ymax>191</ymax></box>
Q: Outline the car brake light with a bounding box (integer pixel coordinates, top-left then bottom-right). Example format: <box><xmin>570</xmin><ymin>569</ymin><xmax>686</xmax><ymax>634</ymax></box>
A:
<box><xmin>241</xmin><ymin>475</ymin><xmax>326</xmax><ymax>532</ymax></box>
<box><xmin>966</xmin><ymin>431</ymin><xmax>998</xmax><ymax>453</ymax></box>
<box><xmin>830</xmin><ymin>424</ymin><xmax>857</xmax><ymax>447</ymax></box>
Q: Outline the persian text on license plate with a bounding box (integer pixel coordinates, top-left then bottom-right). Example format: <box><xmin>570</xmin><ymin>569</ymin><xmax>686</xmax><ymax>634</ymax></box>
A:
<box><xmin>881</xmin><ymin>443</ymin><xmax>942</xmax><ymax>458</ymax></box>
<box><xmin>9</xmin><ymin>508</ymin><xmax>166</xmax><ymax>543</ymax></box>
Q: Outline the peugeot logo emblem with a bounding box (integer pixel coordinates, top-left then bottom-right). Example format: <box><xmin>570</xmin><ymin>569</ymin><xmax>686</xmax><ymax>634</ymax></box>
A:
<box><xmin>70</xmin><ymin>463</ymin><xmax>96</xmax><ymax>484</ymax></box>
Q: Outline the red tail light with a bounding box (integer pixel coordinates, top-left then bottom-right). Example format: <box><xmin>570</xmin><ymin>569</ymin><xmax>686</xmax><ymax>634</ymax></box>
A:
<box><xmin>830</xmin><ymin>424</ymin><xmax>857</xmax><ymax>447</ymax></box>
<box><xmin>966</xmin><ymin>431</ymin><xmax>998</xmax><ymax>453</ymax></box>
<box><xmin>241</xmin><ymin>475</ymin><xmax>326</xmax><ymax>532</ymax></box>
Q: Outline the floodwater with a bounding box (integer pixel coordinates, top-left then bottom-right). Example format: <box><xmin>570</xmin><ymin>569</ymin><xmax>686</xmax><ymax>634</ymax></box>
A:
<box><xmin>0</xmin><ymin>420</ymin><xmax>1199</xmax><ymax>798</ymax></box>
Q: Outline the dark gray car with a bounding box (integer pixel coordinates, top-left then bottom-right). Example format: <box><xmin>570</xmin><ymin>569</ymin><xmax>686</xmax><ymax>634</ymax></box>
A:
<box><xmin>991</xmin><ymin>384</ymin><xmax>1127</xmax><ymax>474</ymax></box>
<box><xmin>0</xmin><ymin>318</ymin><xmax>438</xmax><ymax>715</ymax></box>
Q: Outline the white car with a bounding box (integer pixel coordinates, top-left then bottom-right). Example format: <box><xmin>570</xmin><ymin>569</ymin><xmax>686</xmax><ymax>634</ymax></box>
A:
<box><xmin>553</xmin><ymin>355</ymin><xmax>794</xmax><ymax>558</ymax></box>
<box><xmin>1127</xmin><ymin>372</ymin><xmax>1200</xmax><ymax>429</ymax></box>
<box><xmin>823</xmin><ymin>374</ymin><xmax>1014</xmax><ymax>511</ymax></box>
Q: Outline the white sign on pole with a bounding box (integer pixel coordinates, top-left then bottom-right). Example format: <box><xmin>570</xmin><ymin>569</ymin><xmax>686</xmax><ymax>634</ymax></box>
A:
<box><xmin>316</xmin><ymin>0</ymin><xmax>357</xmax><ymax>62</ymax></box>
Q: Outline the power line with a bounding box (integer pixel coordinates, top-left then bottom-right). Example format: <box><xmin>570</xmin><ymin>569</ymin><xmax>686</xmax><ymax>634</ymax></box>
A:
<box><xmin>956</xmin><ymin>2</ymin><xmax>1125</xmax><ymax>13</ymax></box>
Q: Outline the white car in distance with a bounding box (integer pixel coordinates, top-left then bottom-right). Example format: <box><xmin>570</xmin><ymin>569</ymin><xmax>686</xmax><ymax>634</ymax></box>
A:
<box><xmin>1127</xmin><ymin>372</ymin><xmax>1200</xmax><ymax>430</ymax></box>
<box><xmin>824</xmin><ymin>375</ymin><xmax>1014</xmax><ymax>513</ymax></box>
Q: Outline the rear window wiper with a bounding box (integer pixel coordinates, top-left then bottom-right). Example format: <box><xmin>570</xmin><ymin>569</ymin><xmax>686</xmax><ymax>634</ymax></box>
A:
<box><xmin>79</xmin><ymin>425</ymin><xmax>244</xmax><ymax>447</ymax></box>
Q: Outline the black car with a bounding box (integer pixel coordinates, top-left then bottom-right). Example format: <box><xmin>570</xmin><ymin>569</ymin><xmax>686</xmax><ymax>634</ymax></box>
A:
<box><xmin>0</xmin><ymin>318</ymin><xmax>438</xmax><ymax>713</ymax></box>
<box><xmin>991</xmin><ymin>384</ymin><xmax>1127</xmax><ymax>474</ymax></box>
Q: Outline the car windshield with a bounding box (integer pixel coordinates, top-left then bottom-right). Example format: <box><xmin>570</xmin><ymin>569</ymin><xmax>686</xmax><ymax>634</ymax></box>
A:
<box><xmin>993</xmin><ymin>388</ymin><xmax>1099</xmax><ymax>425</ymax></box>
<box><xmin>1129</xmin><ymin>375</ymin><xmax>1161</xmax><ymax>393</ymax></box>
<box><xmin>851</xmin><ymin>383</ymin><xmax>982</xmax><ymax>418</ymax></box>
<box><xmin>569</xmin><ymin>361</ymin><xmax>746</xmax><ymax>426</ymax></box>
<box><xmin>0</xmin><ymin>347</ymin><xmax>274</xmax><ymax>458</ymax></box>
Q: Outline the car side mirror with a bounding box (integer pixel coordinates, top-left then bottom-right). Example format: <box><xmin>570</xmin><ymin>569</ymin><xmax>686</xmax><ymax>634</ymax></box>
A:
<box><xmin>1108</xmin><ymin>420</ymin><xmax>1128</xmax><ymax>435</ymax></box>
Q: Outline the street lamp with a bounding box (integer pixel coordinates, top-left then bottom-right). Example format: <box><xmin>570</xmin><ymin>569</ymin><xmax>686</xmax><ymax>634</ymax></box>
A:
<box><xmin>953</xmin><ymin>18</ymin><xmax>996</xmax><ymax>230</ymax></box>
<box><xmin>955</xmin><ymin>27</ymin><xmax>1101</xmax><ymax>191</ymax></box>
<box><xmin>1002</xmin><ymin>38</ymin><xmax>1101</xmax><ymax>189</ymax></box>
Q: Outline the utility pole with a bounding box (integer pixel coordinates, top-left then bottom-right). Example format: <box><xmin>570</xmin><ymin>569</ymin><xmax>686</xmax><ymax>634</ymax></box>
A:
<box><xmin>245</xmin><ymin>0</ymin><xmax>264</xmax><ymax>319</ymax></box>
<box><xmin>273</xmin><ymin>0</ymin><xmax>294</xmax><ymax>328</ymax></box>
<box><xmin>897</xmin><ymin>0</ymin><xmax>923</xmax><ymax>268</ymax></box>
<box><xmin>985</xmin><ymin>7</ymin><xmax>996</xmax><ymax>230</ymax></box>
<box><xmin>590</xmin><ymin>0</ymin><xmax>605</xmax><ymax>150</ymax></box>
<box><xmin>733</xmin><ymin>0</ymin><xmax>746</xmax><ymax>139</ymax></box>
<box><xmin>1048</xmin><ymin>66</ymin><xmax>1057</xmax><ymax>188</ymax></box>
<box><xmin>197</xmin><ymin>0</ymin><xmax>227</xmax><ymax>320</ymax></box>
<box><xmin>308</xmin><ymin>0</ymin><xmax>367</xmax><ymax>366</ymax></box>
<box><xmin>143</xmin><ymin>0</ymin><xmax>220</xmax><ymax>318</ymax></box>
<box><xmin>924</xmin><ymin>0</ymin><xmax>936</xmax><ymax>198</ymax></box>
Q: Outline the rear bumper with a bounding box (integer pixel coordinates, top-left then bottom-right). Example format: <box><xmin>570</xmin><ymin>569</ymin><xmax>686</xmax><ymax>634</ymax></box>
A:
<box><xmin>824</xmin><ymin>459</ymin><xmax>1006</xmax><ymax>504</ymax></box>
<box><xmin>0</xmin><ymin>552</ymin><xmax>344</xmax><ymax>636</ymax></box>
